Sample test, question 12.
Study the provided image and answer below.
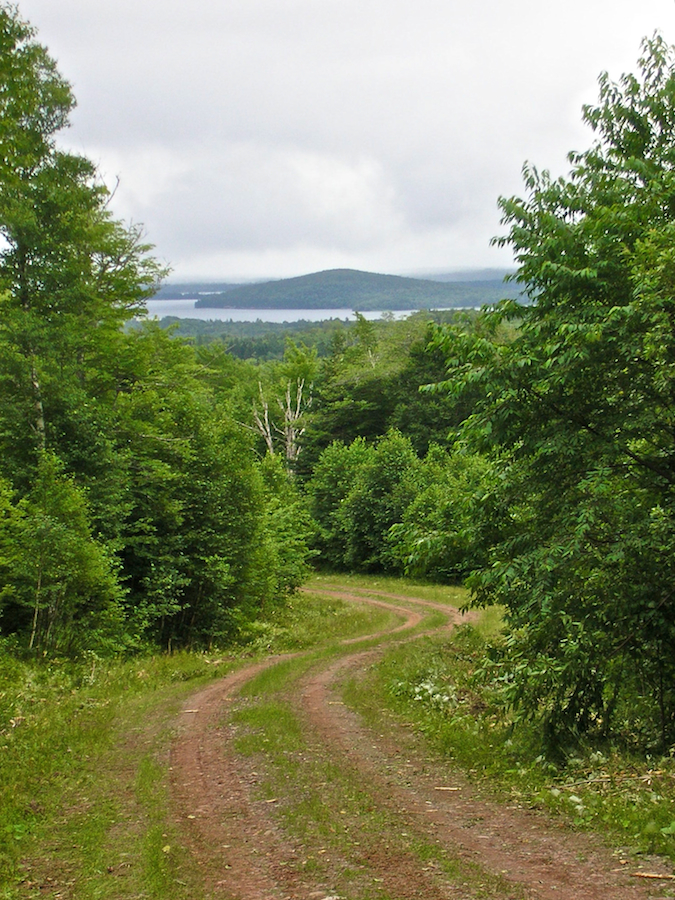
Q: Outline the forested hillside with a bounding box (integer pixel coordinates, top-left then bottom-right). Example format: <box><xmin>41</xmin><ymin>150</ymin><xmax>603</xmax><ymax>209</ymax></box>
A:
<box><xmin>192</xmin><ymin>267</ymin><xmax>523</xmax><ymax>310</ymax></box>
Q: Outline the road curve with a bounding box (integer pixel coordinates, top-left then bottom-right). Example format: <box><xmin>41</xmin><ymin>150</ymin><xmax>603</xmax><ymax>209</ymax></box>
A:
<box><xmin>169</xmin><ymin>585</ymin><xmax>670</xmax><ymax>900</ymax></box>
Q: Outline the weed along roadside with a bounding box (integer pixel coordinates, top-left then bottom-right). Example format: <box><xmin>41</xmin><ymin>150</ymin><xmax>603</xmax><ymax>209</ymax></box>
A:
<box><xmin>2</xmin><ymin>577</ymin><xmax>675</xmax><ymax>899</ymax></box>
<box><xmin>168</xmin><ymin>576</ymin><xmax>675</xmax><ymax>900</ymax></box>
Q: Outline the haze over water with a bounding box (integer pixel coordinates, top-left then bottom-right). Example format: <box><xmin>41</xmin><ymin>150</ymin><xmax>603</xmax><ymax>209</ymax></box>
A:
<box><xmin>143</xmin><ymin>299</ymin><xmax>429</xmax><ymax>322</ymax></box>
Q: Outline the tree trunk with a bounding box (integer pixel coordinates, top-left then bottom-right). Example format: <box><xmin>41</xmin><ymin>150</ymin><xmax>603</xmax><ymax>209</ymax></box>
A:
<box><xmin>252</xmin><ymin>382</ymin><xmax>275</xmax><ymax>456</ymax></box>
<box><xmin>29</xmin><ymin>557</ymin><xmax>44</xmax><ymax>650</ymax></box>
<box><xmin>31</xmin><ymin>360</ymin><xmax>46</xmax><ymax>450</ymax></box>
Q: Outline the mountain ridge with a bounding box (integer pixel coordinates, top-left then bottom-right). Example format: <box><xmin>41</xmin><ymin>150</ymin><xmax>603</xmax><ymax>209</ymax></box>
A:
<box><xmin>168</xmin><ymin>267</ymin><xmax>522</xmax><ymax>311</ymax></box>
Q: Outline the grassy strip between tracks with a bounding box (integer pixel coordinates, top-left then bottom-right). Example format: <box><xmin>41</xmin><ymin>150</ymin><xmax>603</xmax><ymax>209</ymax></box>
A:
<box><xmin>231</xmin><ymin>580</ymin><xmax>520</xmax><ymax>900</ymax></box>
<box><xmin>0</xmin><ymin>582</ymin><xmax>408</xmax><ymax>899</ymax></box>
<box><xmin>10</xmin><ymin>572</ymin><xmax>671</xmax><ymax>898</ymax></box>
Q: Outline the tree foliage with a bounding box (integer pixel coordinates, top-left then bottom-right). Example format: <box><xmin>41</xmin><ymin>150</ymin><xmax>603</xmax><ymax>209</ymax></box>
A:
<box><xmin>432</xmin><ymin>35</ymin><xmax>675</xmax><ymax>749</ymax></box>
<box><xmin>308</xmin><ymin>431</ymin><xmax>428</xmax><ymax>573</ymax></box>
<box><xmin>387</xmin><ymin>446</ymin><xmax>495</xmax><ymax>582</ymax></box>
<box><xmin>0</xmin><ymin>5</ymin><xmax>314</xmax><ymax>653</ymax></box>
<box><xmin>0</xmin><ymin>454</ymin><xmax>123</xmax><ymax>654</ymax></box>
<box><xmin>298</xmin><ymin>312</ymin><xmax>474</xmax><ymax>477</ymax></box>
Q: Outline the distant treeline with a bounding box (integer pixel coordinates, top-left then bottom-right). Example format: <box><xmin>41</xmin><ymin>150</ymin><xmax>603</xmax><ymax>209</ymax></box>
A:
<box><xmin>155</xmin><ymin>310</ymin><xmax>471</xmax><ymax>360</ymax></box>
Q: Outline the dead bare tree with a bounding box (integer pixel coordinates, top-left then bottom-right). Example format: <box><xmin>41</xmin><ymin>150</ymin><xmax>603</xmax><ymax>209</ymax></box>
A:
<box><xmin>252</xmin><ymin>382</ymin><xmax>275</xmax><ymax>456</ymax></box>
<box><xmin>250</xmin><ymin>378</ymin><xmax>312</xmax><ymax>467</ymax></box>
<box><xmin>278</xmin><ymin>377</ymin><xmax>310</xmax><ymax>464</ymax></box>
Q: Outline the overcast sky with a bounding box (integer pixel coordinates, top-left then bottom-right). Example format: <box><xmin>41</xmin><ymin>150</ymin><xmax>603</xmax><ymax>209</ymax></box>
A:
<box><xmin>14</xmin><ymin>0</ymin><xmax>675</xmax><ymax>281</ymax></box>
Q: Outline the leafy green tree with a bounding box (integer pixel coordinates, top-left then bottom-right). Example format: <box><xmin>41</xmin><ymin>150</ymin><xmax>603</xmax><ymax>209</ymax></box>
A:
<box><xmin>340</xmin><ymin>430</ymin><xmax>422</xmax><ymax>572</ymax></box>
<box><xmin>0</xmin><ymin>6</ymin><xmax>295</xmax><ymax>653</ymax></box>
<box><xmin>301</xmin><ymin>316</ymin><xmax>421</xmax><ymax>473</ymax></box>
<box><xmin>435</xmin><ymin>35</ymin><xmax>675</xmax><ymax>748</ymax></box>
<box><xmin>0</xmin><ymin>5</ymin><xmax>163</xmax><ymax>491</ymax></box>
<box><xmin>388</xmin><ymin>446</ymin><xmax>494</xmax><ymax>582</ymax></box>
<box><xmin>298</xmin><ymin>312</ymin><xmax>484</xmax><ymax>478</ymax></box>
<box><xmin>0</xmin><ymin>453</ymin><xmax>122</xmax><ymax>653</ymax></box>
<box><xmin>306</xmin><ymin>437</ymin><xmax>376</xmax><ymax>570</ymax></box>
<box><xmin>108</xmin><ymin>324</ymin><xmax>269</xmax><ymax>648</ymax></box>
<box><xmin>255</xmin><ymin>454</ymin><xmax>317</xmax><ymax>598</ymax></box>
<box><xmin>388</xmin><ymin>320</ymin><xmax>482</xmax><ymax>455</ymax></box>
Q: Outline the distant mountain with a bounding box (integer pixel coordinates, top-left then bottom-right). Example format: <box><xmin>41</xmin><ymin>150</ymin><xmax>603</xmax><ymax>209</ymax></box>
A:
<box><xmin>189</xmin><ymin>268</ymin><xmax>521</xmax><ymax>311</ymax></box>
<box><xmin>413</xmin><ymin>268</ymin><xmax>516</xmax><ymax>283</ymax></box>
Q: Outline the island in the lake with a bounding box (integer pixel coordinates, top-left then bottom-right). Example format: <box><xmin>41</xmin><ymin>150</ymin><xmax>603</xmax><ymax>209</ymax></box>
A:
<box><xmin>153</xmin><ymin>267</ymin><xmax>522</xmax><ymax>311</ymax></box>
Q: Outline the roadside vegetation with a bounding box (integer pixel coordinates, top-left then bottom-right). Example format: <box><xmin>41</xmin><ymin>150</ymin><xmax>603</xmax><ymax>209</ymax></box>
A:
<box><xmin>0</xmin><ymin>649</ymin><xmax>215</xmax><ymax>900</ymax></box>
<box><xmin>2</xmin><ymin>576</ymin><xmax>675</xmax><ymax>899</ymax></box>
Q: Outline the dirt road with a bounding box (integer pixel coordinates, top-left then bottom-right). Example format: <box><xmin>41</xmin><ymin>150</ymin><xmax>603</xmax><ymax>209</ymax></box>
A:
<box><xmin>169</xmin><ymin>585</ymin><xmax>673</xmax><ymax>900</ymax></box>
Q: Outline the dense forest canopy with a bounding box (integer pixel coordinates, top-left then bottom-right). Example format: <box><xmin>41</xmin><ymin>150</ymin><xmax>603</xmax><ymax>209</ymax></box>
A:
<box><xmin>149</xmin><ymin>308</ymin><xmax>465</xmax><ymax>359</ymax></box>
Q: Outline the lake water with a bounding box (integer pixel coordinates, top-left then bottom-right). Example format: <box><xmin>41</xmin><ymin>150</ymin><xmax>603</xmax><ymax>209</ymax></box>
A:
<box><xmin>143</xmin><ymin>299</ymin><xmax>429</xmax><ymax>322</ymax></box>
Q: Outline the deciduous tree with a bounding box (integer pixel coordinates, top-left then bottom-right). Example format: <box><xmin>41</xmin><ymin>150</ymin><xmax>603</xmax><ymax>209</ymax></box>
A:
<box><xmin>435</xmin><ymin>35</ymin><xmax>675</xmax><ymax>748</ymax></box>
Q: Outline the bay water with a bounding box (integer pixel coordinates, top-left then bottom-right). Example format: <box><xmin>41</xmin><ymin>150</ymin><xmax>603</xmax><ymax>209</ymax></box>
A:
<box><xmin>143</xmin><ymin>299</ymin><xmax>428</xmax><ymax>322</ymax></box>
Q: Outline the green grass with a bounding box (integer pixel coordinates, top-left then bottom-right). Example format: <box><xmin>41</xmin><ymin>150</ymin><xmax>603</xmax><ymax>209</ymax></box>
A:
<box><xmin>238</xmin><ymin>587</ymin><xmax>401</xmax><ymax>651</ymax></box>
<box><xmin>307</xmin><ymin>572</ymin><xmax>469</xmax><ymax>608</ymax></box>
<box><xmin>0</xmin><ymin>584</ymin><xmax>394</xmax><ymax>899</ymax></box>
<box><xmin>0</xmin><ymin>652</ymin><xmax>221</xmax><ymax>899</ymax></box>
<box><xmin>304</xmin><ymin>573</ymin><xmax>468</xmax><ymax>638</ymax></box>
<box><xmin>345</xmin><ymin>623</ymin><xmax>675</xmax><ymax>867</ymax></box>
<box><xmin>239</xmin><ymin>654</ymin><xmax>324</xmax><ymax>698</ymax></box>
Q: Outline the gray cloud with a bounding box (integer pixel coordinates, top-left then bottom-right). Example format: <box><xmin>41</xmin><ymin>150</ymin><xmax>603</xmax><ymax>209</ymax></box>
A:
<box><xmin>15</xmin><ymin>0</ymin><xmax>675</xmax><ymax>279</ymax></box>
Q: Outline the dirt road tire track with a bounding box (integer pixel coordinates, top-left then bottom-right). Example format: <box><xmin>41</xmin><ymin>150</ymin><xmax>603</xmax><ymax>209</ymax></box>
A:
<box><xmin>169</xmin><ymin>591</ymin><xmax>421</xmax><ymax>899</ymax></box>
<box><xmin>170</xmin><ymin>586</ymin><xmax>672</xmax><ymax>900</ymax></box>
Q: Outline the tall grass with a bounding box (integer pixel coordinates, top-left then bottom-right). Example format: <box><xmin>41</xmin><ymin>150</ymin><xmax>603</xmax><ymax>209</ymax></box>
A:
<box><xmin>0</xmin><ymin>650</ymin><xmax>225</xmax><ymax>898</ymax></box>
